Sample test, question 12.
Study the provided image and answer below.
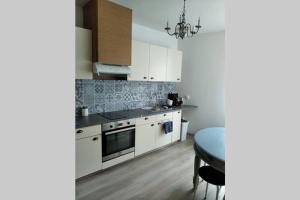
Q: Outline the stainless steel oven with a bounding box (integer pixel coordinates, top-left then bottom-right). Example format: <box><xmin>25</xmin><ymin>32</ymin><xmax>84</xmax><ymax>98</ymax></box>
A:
<box><xmin>102</xmin><ymin>119</ymin><xmax>135</xmax><ymax>162</ymax></box>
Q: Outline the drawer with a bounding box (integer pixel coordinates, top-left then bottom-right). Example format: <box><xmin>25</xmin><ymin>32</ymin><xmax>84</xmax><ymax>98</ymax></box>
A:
<box><xmin>76</xmin><ymin>125</ymin><xmax>102</xmax><ymax>140</ymax></box>
<box><xmin>136</xmin><ymin>115</ymin><xmax>158</xmax><ymax>126</ymax></box>
<box><xmin>172</xmin><ymin>110</ymin><xmax>182</xmax><ymax>117</ymax></box>
<box><xmin>157</xmin><ymin>112</ymin><xmax>173</xmax><ymax>121</ymax></box>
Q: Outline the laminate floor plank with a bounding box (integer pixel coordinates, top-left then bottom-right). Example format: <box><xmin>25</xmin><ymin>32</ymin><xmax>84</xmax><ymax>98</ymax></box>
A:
<box><xmin>76</xmin><ymin>136</ymin><xmax>224</xmax><ymax>200</ymax></box>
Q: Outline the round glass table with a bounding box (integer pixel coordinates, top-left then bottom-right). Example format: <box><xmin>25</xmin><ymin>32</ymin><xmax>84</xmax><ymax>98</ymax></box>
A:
<box><xmin>193</xmin><ymin>127</ymin><xmax>225</xmax><ymax>188</ymax></box>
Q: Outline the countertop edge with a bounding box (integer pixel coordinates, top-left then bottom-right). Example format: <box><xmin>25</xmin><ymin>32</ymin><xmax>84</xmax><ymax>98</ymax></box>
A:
<box><xmin>75</xmin><ymin>107</ymin><xmax>182</xmax><ymax>129</ymax></box>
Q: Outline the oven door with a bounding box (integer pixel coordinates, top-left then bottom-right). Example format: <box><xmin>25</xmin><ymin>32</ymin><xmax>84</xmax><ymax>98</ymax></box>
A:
<box><xmin>102</xmin><ymin>126</ymin><xmax>135</xmax><ymax>162</ymax></box>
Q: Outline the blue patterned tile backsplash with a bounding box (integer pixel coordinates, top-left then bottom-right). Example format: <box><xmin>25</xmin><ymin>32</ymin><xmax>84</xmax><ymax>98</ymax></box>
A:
<box><xmin>75</xmin><ymin>80</ymin><xmax>177</xmax><ymax>114</ymax></box>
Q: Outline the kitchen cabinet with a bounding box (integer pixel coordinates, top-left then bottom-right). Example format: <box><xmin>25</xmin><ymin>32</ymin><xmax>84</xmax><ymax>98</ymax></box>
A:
<box><xmin>166</xmin><ymin>49</ymin><xmax>183</xmax><ymax>82</ymax></box>
<box><xmin>83</xmin><ymin>0</ymin><xmax>132</xmax><ymax>65</ymax></box>
<box><xmin>128</xmin><ymin>41</ymin><xmax>182</xmax><ymax>82</ymax></box>
<box><xmin>76</xmin><ymin>125</ymin><xmax>102</xmax><ymax>179</ymax></box>
<box><xmin>155</xmin><ymin>120</ymin><xmax>172</xmax><ymax>148</ymax></box>
<box><xmin>135</xmin><ymin>123</ymin><xmax>156</xmax><ymax>156</ymax></box>
<box><xmin>149</xmin><ymin>45</ymin><xmax>167</xmax><ymax>82</ymax></box>
<box><xmin>128</xmin><ymin>40</ymin><xmax>150</xmax><ymax>81</ymax></box>
<box><xmin>171</xmin><ymin>110</ymin><xmax>182</xmax><ymax>142</ymax></box>
<box><xmin>76</xmin><ymin>27</ymin><xmax>92</xmax><ymax>79</ymax></box>
<box><xmin>76</xmin><ymin>135</ymin><xmax>102</xmax><ymax>179</ymax></box>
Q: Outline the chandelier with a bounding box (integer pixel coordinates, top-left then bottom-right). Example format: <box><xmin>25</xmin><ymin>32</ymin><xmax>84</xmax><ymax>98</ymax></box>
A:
<box><xmin>164</xmin><ymin>0</ymin><xmax>202</xmax><ymax>39</ymax></box>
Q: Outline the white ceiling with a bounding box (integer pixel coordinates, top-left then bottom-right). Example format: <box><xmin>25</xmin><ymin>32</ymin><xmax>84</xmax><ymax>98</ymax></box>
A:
<box><xmin>76</xmin><ymin>0</ymin><xmax>224</xmax><ymax>33</ymax></box>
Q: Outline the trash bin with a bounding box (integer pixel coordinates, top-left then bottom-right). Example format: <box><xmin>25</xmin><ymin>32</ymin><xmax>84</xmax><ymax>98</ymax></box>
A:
<box><xmin>181</xmin><ymin>119</ymin><xmax>189</xmax><ymax>141</ymax></box>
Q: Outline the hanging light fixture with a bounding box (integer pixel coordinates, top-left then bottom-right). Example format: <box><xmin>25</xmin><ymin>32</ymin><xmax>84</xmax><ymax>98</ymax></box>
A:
<box><xmin>165</xmin><ymin>0</ymin><xmax>202</xmax><ymax>39</ymax></box>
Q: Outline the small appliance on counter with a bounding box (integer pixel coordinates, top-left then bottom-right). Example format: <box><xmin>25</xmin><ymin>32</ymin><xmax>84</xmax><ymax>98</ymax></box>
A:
<box><xmin>81</xmin><ymin>106</ymin><xmax>89</xmax><ymax>116</ymax></box>
<box><xmin>167</xmin><ymin>93</ymin><xmax>183</xmax><ymax>107</ymax></box>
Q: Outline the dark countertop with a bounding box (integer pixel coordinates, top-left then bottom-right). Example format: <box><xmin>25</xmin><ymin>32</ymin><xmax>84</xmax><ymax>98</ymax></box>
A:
<box><xmin>76</xmin><ymin>107</ymin><xmax>183</xmax><ymax>129</ymax></box>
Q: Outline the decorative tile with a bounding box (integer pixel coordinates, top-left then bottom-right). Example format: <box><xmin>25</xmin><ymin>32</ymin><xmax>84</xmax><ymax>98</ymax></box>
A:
<box><xmin>95</xmin><ymin>103</ymin><xmax>105</xmax><ymax>113</ymax></box>
<box><xmin>105</xmin><ymin>93</ymin><xmax>115</xmax><ymax>103</ymax></box>
<box><xmin>114</xmin><ymin>93</ymin><xmax>123</xmax><ymax>103</ymax></box>
<box><xmin>75</xmin><ymin>80</ymin><xmax>178</xmax><ymax>114</ymax></box>
<box><xmin>95</xmin><ymin>97</ymin><xmax>105</xmax><ymax>105</ymax></box>
<box><xmin>114</xmin><ymin>102</ymin><xmax>124</xmax><ymax>111</ymax></box>
<box><xmin>75</xmin><ymin>80</ymin><xmax>84</xmax><ymax>109</ymax></box>
<box><xmin>105</xmin><ymin>102</ymin><xmax>115</xmax><ymax>112</ymax></box>
<box><xmin>104</xmin><ymin>80</ymin><xmax>115</xmax><ymax>94</ymax></box>
<box><xmin>114</xmin><ymin>80</ymin><xmax>124</xmax><ymax>93</ymax></box>
<box><xmin>95</xmin><ymin>80</ymin><xmax>105</xmax><ymax>94</ymax></box>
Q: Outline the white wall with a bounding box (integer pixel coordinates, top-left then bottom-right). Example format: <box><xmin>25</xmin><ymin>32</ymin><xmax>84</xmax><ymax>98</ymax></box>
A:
<box><xmin>75</xmin><ymin>5</ymin><xmax>177</xmax><ymax>49</ymax></box>
<box><xmin>177</xmin><ymin>31</ymin><xmax>225</xmax><ymax>133</ymax></box>
<box><xmin>132</xmin><ymin>23</ymin><xmax>177</xmax><ymax>49</ymax></box>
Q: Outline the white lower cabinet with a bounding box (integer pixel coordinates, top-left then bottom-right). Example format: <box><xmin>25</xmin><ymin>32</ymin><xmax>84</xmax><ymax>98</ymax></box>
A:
<box><xmin>135</xmin><ymin>123</ymin><xmax>156</xmax><ymax>156</ymax></box>
<box><xmin>76</xmin><ymin>135</ymin><xmax>102</xmax><ymax>179</ymax></box>
<box><xmin>172</xmin><ymin>110</ymin><xmax>182</xmax><ymax>142</ymax></box>
<box><xmin>155</xmin><ymin>121</ymin><xmax>172</xmax><ymax>148</ymax></box>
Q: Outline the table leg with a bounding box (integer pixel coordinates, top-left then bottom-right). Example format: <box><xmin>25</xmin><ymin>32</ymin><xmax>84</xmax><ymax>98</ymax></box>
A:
<box><xmin>193</xmin><ymin>154</ymin><xmax>201</xmax><ymax>189</ymax></box>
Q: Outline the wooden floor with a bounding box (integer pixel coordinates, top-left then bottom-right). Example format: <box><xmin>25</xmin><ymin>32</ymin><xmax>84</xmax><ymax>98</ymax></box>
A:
<box><xmin>76</xmin><ymin>136</ymin><xmax>225</xmax><ymax>200</ymax></box>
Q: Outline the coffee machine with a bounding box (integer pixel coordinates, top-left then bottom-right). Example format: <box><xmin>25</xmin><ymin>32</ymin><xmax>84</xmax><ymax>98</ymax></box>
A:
<box><xmin>168</xmin><ymin>93</ymin><xmax>183</xmax><ymax>107</ymax></box>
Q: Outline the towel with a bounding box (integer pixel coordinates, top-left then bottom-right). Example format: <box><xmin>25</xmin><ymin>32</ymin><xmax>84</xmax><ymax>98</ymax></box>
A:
<box><xmin>163</xmin><ymin>121</ymin><xmax>173</xmax><ymax>134</ymax></box>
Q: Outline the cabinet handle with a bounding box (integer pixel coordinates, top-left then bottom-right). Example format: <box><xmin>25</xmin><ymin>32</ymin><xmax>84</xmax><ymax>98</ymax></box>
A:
<box><xmin>145</xmin><ymin>117</ymin><xmax>148</xmax><ymax>120</ymax></box>
<box><xmin>178</xmin><ymin>111</ymin><xmax>181</xmax><ymax>114</ymax></box>
<box><xmin>143</xmin><ymin>77</ymin><xmax>147</xmax><ymax>79</ymax></box>
<box><xmin>150</xmin><ymin>77</ymin><xmax>154</xmax><ymax>80</ymax></box>
<box><xmin>163</xmin><ymin>114</ymin><xmax>167</xmax><ymax>116</ymax></box>
<box><xmin>177</xmin><ymin>78</ymin><xmax>180</xmax><ymax>81</ymax></box>
<box><xmin>151</xmin><ymin>124</ymin><xmax>154</xmax><ymax>127</ymax></box>
<box><xmin>76</xmin><ymin>130</ymin><xmax>83</xmax><ymax>134</ymax></box>
<box><xmin>158</xmin><ymin>122</ymin><xmax>161</xmax><ymax>125</ymax></box>
<box><xmin>92</xmin><ymin>137</ymin><xmax>98</xmax><ymax>141</ymax></box>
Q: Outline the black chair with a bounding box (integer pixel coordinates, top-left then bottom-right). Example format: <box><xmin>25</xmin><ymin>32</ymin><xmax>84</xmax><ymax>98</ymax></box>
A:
<box><xmin>194</xmin><ymin>166</ymin><xmax>225</xmax><ymax>200</ymax></box>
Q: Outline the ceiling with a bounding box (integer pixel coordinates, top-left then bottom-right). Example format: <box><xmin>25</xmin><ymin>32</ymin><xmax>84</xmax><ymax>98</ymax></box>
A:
<box><xmin>76</xmin><ymin>0</ymin><xmax>224</xmax><ymax>33</ymax></box>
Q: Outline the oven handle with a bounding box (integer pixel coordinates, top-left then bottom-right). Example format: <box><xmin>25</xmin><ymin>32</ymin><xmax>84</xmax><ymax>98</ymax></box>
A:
<box><xmin>104</xmin><ymin>127</ymin><xmax>135</xmax><ymax>136</ymax></box>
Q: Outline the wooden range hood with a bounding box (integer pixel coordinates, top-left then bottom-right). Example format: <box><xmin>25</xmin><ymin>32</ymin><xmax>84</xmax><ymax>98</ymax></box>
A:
<box><xmin>83</xmin><ymin>0</ymin><xmax>132</xmax><ymax>67</ymax></box>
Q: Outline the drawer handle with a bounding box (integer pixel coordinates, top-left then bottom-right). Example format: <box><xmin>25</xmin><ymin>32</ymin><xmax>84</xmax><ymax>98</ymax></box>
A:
<box><xmin>76</xmin><ymin>130</ymin><xmax>83</xmax><ymax>134</ymax></box>
<box><xmin>151</xmin><ymin>124</ymin><xmax>154</xmax><ymax>127</ymax></box>
<box><xmin>92</xmin><ymin>137</ymin><xmax>98</xmax><ymax>141</ymax></box>
<box><xmin>158</xmin><ymin>122</ymin><xmax>161</xmax><ymax>125</ymax></box>
<box><xmin>177</xmin><ymin>78</ymin><xmax>180</xmax><ymax>81</ymax></box>
<box><xmin>145</xmin><ymin>117</ymin><xmax>148</xmax><ymax>120</ymax></box>
<box><xmin>178</xmin><ymin>111</ymin><xmax>181</xmax><ymax>114</ymax></box>
<box><xmin>143</xmin><ymin>77</ymin><xmax>147</xmax><ymax>79</ymax></box>
<box><xmin>150</xmin><ymin>77</ymin><xmax>154</xmax><ymax>80</ymax></box>
<box><xmin>163</xmin><ymin>114</ymin><xmax>167</xmax><ymax>116</ymax></box>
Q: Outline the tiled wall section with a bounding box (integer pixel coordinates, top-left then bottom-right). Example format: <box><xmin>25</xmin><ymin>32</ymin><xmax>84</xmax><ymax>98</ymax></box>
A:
<box><xmin>76</xmin><ymin>80</ymin><xmax>177</xmax><ymax>114</ymax></box>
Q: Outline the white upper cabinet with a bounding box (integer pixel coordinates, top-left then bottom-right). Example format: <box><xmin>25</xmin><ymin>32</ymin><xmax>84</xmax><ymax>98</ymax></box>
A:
<box><xmin>76</xmin><ymin>27</ymin><xmax>93</xmax><ymax>79</ymax></box>
<box><xmin>128</xmin><ymin>40</ymin><xmax>150</xmax><ymax>81</ymax></box>
<box><xmin>166</xmin><ymin>49</ymin><xmax>183</xmax><ymax>82</ymax></box>
<box><xmin>149</xmin><ymin>45</ymin><xmax>167</xmax><ymax>82</ymax></box>
<box><xmin>127</xmin><ymin>41</ymin><xmax>182</xmax><ymax>82</ymax></box>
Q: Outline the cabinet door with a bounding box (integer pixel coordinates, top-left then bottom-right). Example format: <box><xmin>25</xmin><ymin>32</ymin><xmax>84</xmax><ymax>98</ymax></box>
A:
<box><xmin>83</xmin><ymin>0</ymin><xmax>132</xmax><ymax>65</ymax></box>
<box><xmin>172</xmin><ymin>110</ymin><xmax>182</xmax><ymax>142</ymax></box>
<box><xmin>166</xmin><ymin>49</ymin><xmax>183</xmax><ymax>82</ymax></box>
<box><xmin>75</xmin><ymin>27</ymin><xmax>92</xmax><ymax>79</ymax></box>
<box><xmin>149</xmin><ymin>45</ymin><xmax>167</xmax><ymax>82</ymax></box>
<box><xmin>128</xmin><ymin>40</ymin><xmax>150</xmax><ymax>81</ymax></box>
<box><xmin>135</xmin><ymin>123</ymin><xmax>156</xmax><ymax>156</ymax></box>
<box><xmin>76</xmin><ymin>135</ymin><xmax>102</xmax><ymax>179</ymax></box>
<box><xmin>155</xmin><ymin>121</ymin><xmax>172</xmax><ymax>148</ymax></box>
<box><xmin>98</xmin><ymin>0</ymin><xmax>132</xmax><ymax>65</ymax></box>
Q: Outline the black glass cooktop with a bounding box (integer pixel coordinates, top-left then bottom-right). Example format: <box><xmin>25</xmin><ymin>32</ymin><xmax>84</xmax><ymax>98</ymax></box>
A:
<box><xmin>99</xmin><ymin>112</ymin><xmax>127</xmax><ymax>120</ymax></box>
<box><xmin>98</xmin><ymin>110</ymin><xmax>142</xmax><ymax>120</ymax></box>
